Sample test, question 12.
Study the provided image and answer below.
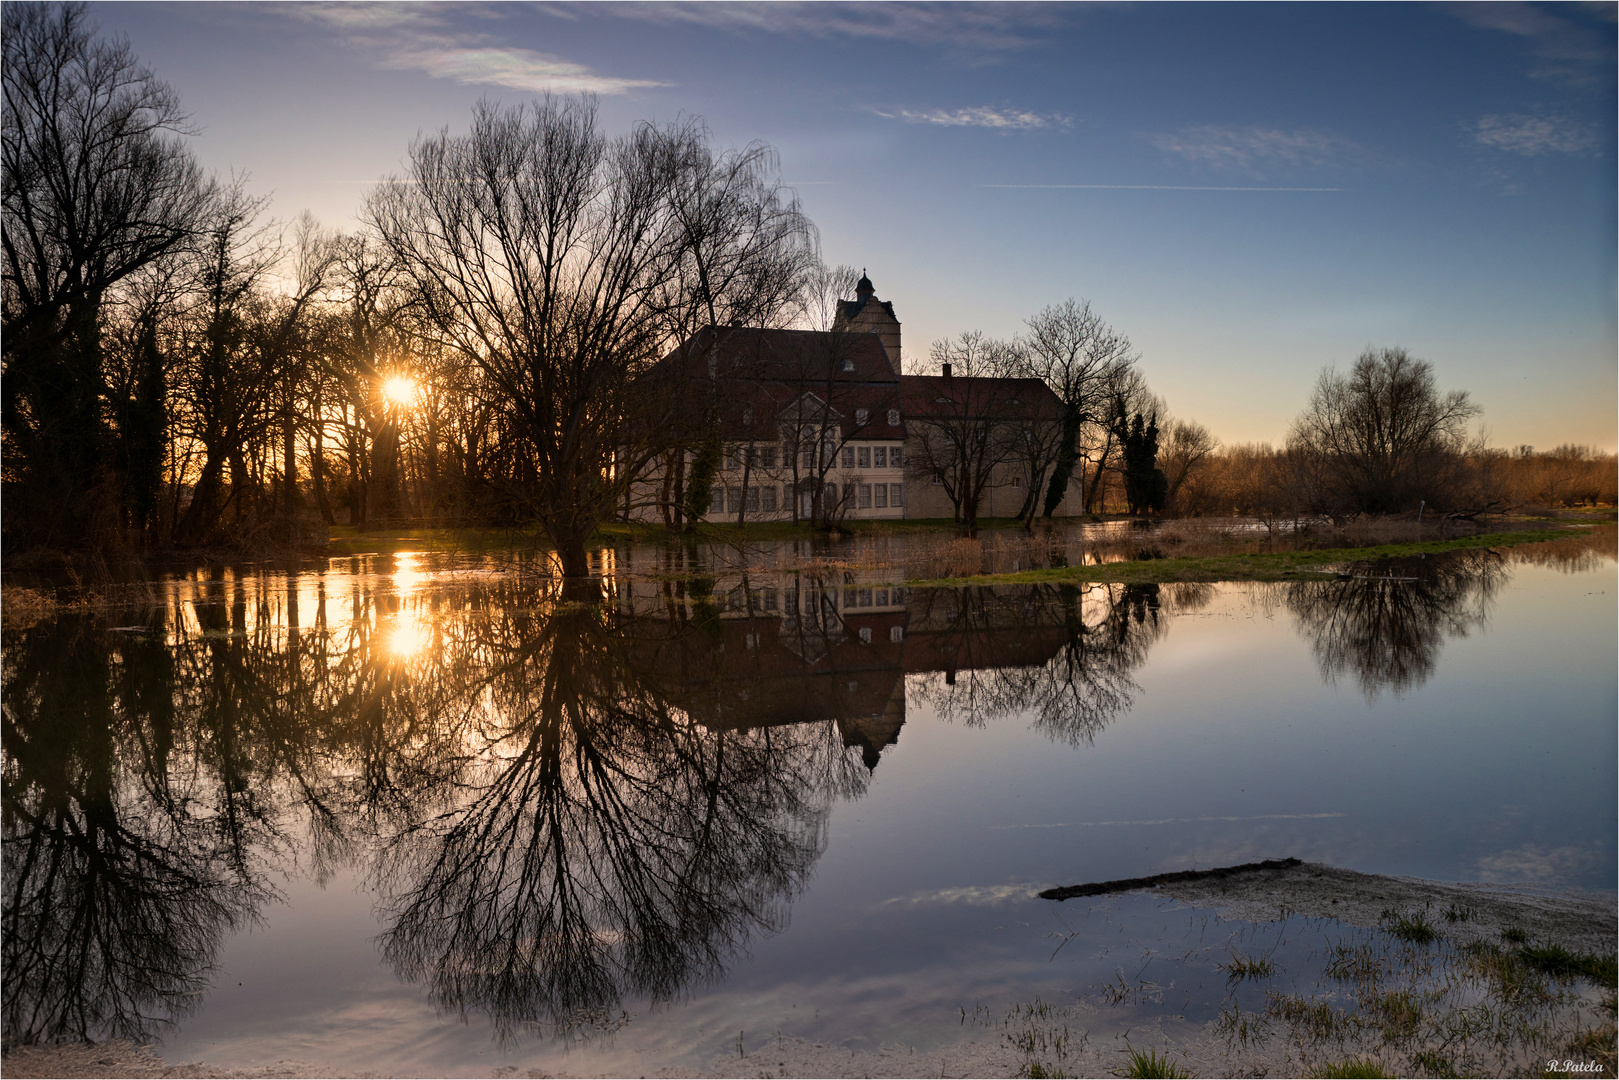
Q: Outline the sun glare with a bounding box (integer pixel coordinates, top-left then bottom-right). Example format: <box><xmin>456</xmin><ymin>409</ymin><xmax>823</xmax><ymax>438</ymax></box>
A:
<box><xmin>386</xmin><ymin>615</ymin><xmax>429</xmax><ymax>659</ymax></box>
<box><xmin>381</xmin><ymin>375</ymin><xmax>420</xmax><ymax>409</ymax></box>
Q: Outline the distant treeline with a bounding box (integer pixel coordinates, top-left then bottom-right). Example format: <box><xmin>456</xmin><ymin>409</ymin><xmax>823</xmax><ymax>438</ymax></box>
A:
<box><xmin>1165</xmin><ymin>441</ymin><xmax>1617</xmax><ymax>520</ymax></box>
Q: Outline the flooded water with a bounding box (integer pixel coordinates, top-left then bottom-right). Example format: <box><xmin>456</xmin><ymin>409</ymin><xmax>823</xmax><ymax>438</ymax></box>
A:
<box><xmin>3</xmin><ymin>531</ymin><xmax>1613</xmax><ymax>1075</ymax></box>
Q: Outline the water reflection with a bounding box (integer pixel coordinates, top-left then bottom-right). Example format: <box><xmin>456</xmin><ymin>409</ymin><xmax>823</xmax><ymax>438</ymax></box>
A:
<box><xmin>1277</xmin><ymin>550</ymin><xmax>1506</xmax><ymax>700</ymax></box>
<box><xmin>2</xmin><ymin>538</ymin><xmax>1600</xmax><ymax>1050</ymax></box>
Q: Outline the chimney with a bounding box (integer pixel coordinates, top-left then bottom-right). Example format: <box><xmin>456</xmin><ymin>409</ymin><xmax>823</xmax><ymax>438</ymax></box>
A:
<box><xmin>942</xmin><ymin>363</ymin><xmax>952</xmax><ymax>379</ymax></box>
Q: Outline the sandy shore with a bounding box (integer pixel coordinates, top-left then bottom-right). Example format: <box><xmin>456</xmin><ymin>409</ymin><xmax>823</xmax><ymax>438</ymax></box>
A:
<box><xmin>6</xmin><ymin>862</ymin><xmax>1613</xmax><ymax>1079</ymax></box>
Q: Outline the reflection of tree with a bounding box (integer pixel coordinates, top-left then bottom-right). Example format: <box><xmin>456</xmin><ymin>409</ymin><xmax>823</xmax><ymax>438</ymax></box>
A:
<box><xmin>911</xmin><ymin>582</ymin><xmax>1171</xmax><ymax>745</ymax></box>
<box><xmin>373</xmin><ymin>584</ymin><xmax>840</xmax><ymax>1040</ymax></box>
<box><xmin>1281</xmin><ymin>550</ymin><xmax>1505</xmax><ymax>700</ymax></box>
<box><xmin>0</xmin><ymin>558</ymin><xmax>1239</xmax><ymax>1051</ymax></box>
<box><xmin>1</xmin><ymin>568</ymin><xmax>862</xmax><ymax>1050</ymax></box>
<box><xmin>2</xmin><ymin>612</ymin><xmax>261</xmax><ymax>1047</ymax></box>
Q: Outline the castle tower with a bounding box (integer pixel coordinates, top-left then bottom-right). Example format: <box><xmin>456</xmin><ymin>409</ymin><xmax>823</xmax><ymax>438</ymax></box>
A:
<box><xmin>834</xmin><ymin>270</ymin><xmax>902</xmax><ymax>374</ymax></box>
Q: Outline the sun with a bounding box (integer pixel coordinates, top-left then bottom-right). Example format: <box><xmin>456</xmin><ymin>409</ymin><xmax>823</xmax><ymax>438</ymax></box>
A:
<box><xmin>381</xmin><ymin>375</ymin><xmax>420</xmax><ymax>409</ymax></box>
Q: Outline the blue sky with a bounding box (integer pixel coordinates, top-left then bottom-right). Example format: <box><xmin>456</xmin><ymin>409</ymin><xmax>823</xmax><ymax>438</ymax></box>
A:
<box><xmin>93</xmin><ymin>2</ymin><xmax>1617</xmax><ymax>450</ymax></box>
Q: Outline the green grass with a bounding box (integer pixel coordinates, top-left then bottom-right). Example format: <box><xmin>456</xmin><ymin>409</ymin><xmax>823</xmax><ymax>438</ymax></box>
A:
<box><xmin>1122</xmin><ymin>1048</ymin><xmax>1192</xmax><ymax>1078</ymax></box>
<box><xmin>1517</xmin><ymin>944</ymin><xmax>1619</xmax><ymax>986</ymax></box>
<box><xmin>1219</xmin><ymin>949</ymin><xmax>1277</xmax><ymax>982</ymax></box>
<box><xmin>1384</xmin><ymin>911</ymin><xmax>1440</xmax><ymax>946</ymax></box>
<box><xmin>1309</xmin><ymin>1060</ymin><xmax>1389</xmax><ymax>1079</ymax></box>
<box><xmin>907</xmin><ymin>525</ymin><xmax>1602</xmax><ymax>588</ymax></box>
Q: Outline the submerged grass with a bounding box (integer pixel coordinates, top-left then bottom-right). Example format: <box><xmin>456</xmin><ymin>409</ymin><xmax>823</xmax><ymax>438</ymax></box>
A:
<box><xmin>1518</xmin><ymin>945</ymin><xmax>1619</xmax><ymax>987</ymax></box>
<box><xmin>1122</xmin><ymin>1047</ymin><xmax>1193</xmax><ymax>1078</ymax></box>
<box><xmin>1220</xmin><ymin>949</ymin><xmax>1277</xmax><ymax>983</ymax></box>
<box><xmin>1308</xmin><ymin>1059</ymin><xmax>1389</xmax><ymax>1078</ymax></box>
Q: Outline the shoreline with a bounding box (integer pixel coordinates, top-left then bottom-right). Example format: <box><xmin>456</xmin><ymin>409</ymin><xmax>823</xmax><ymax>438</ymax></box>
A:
<box><xmin>7</xmin><ymin>863</ymin><xmax>1612</xmax><ymax>1079</ymax></box>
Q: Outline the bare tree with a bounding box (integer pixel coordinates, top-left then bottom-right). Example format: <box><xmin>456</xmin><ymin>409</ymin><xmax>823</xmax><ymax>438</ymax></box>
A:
<box><xmin>2</xmin><ymin>2</ymin><xmax>212</xmax><ymax>552</ymax></box>
<box><xmin>368</xmin><ymin>98</ymin><xmax>813</xmax><ymax>576</ymax></box>
<box><xmin>1290</xmin><ymin>346</ymin><xmax>1480</xmax><ymax>516</ymax></box>
<box><xmin>1158</xmin><ymin>417</ymin><xmax>1217</xmax><ymax>513</ymax></box>
<box><xmin>1018</xmin><ymin>300</ymin><xmax>1138</xmax><ymax>519</ymax></box>
<box><xmin>903</xmin><ymin>332</ymin><xmax>1032</xmax><ymax>535</ymax></box>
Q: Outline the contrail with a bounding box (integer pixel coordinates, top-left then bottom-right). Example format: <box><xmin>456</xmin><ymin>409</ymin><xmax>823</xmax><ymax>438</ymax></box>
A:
<box><xmin>980</xmin><ymin>184</ymin><xmax>1343</xmax><ymax>192</ymax></box>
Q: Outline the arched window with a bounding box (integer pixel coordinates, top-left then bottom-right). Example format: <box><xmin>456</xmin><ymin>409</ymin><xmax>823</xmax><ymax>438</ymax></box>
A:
<box><xmin>888</xmin><ymin>409</ymin><xmax>900</xmax><ymax>426</ymax></box>
<box><xmin>855</xmin><ymin>408</ymin><xmax>869</xmax><ymax>426</ymax></box>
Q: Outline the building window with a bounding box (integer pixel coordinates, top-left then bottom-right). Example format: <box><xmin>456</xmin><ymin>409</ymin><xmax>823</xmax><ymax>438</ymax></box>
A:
<box><xmin>891</xmin><ymin>483</ymin><xmax>902</xmax><ymax>506</ymax></box>
<box><xmin>763</xmin><ymin>587</ymin><xmax>778</xmax><ymax>610</ymax></box>
<box><xmin>890</xmin><ymin>447</ymin><xmax>903</xmax><ymax>468</ymax></box>
<box><xmin>761</xmin><ymin>446</ymin><xmax>777</xmax><ymax>469</ymax></box>
<box><xmin>824</xmin><ymin>482</ymin><xmax>837</xmax><ymax>507</ymax></box>
<box><xmin>1011</xmin><ymin>474</ymin><xmax>1022</xmax><ymax>488</ymax></box>
<box><xmin>859</xmin><ymin>588</ymin><xmax>873</xmax><ymax>606</ymax></box>
<box><xmin>931</xmin><ymin>473</ymin><xmax>942</xmax><ymax>485</ymax></box>
<box><xmin>874</xmin><ymin>484</ymin><xmax>887</xmax><ymax>508</ymax></box>
<box><xmin>842</xmin><ymin>358</ymin><xmax>855</xmax><ymax>372</ymax></box>
<box><xmin>762</xmin><ymin>485</ymin><xmax>777</xmax><ymax>512</ymax></box>
<box><xmin>888</xmin><ymin>409</ymin><xmax>900</xmax><ymax>426</ymax></box>
<box><xmin>856</xmin><ymin>446</ymin><xmax>870</xmax><ymax>468</ymax></box>
<box><xmin>744</xmin><ymin>445</ymin><xmax>758</xmax><ymax>467</ymax></box>
<box><xmin>746</xmin><ymin>486</ymin><xmax>760</xmax><ymax>511</ymax></box>
<box><xmin>859</xmin><ymin>626</ymin><xmax>873</xmax><ymax>644</ymax></box>
<box><xmin>875</xmin><ymin>588</ymin><xmax>888</xmax><ymax>606</ymax></box>
<box><xmin>873</xmin><ymin>447</ymin><xmax>887</xmax><ymax>468</ymax></box>
<box><xmin>859</xmin><ymin>484</ymin><xmax>872</xmax><ymax>508</ymax></box>
<box><xmin>726</xmin><ymin>486</ymin><xmax>740</xmax><ymax>512</ymax></box>
<box><xmin>711</xmin><ymin>488</ymin><xmax>724</xmax><ymax>513</ymax></box>
<box><xmin>844</xmin><ymin>587</ymin><xmax>858</xmax><ymax>607</ymax></box>
<box><xmin>842</xmin><ymin>446</ymin><xmax>854</xmax><ymax>469</ymax></box>
<box><xmin>724</xmin><ymin>449</ymin><xmax>739</xmax><ymax>471</ymax></box>
<box><xmin>855</xmin><ymin>408</ymin><xmax>868</xmax><ymax>426</ymax></box>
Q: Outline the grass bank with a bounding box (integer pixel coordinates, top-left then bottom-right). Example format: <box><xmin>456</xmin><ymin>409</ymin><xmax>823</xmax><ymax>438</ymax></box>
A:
<box><xmin>908</xmin><ymin>523</ymin><xmax>1613</xmax><ymax>588</ymax></box>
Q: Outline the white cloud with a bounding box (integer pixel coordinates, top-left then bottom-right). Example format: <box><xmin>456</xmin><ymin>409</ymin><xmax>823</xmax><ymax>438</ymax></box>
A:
<box><xmin>1148</xmin><ymin>125</ymin><xmax>1369</xmax><ymax>174</ymax></box>
<box><xmin>286</xmin><ymin>3</ymin><xmax>666</xmax><ymax>95</ymax></box>
<box><xmin>1473</xmin><ymin>113</ymin><xmax>1598</xmax><ymax>156</ymax></box>
<box><xmin>602</xmin><ymin>2</ymin><xmax>1069</xmax><ymax>57</ymax></box>
<box><xmin>379</xmin><ymin>45</ymin><xmax>665</xmax><ymax>95</ymax></box>
<box><xmin>882</xmin><ymin>883</ymin><xmax>1046</xmax><ymax>907</ymax></box>
<box><xmin>1451</xmin><ymin>2</ymin><xmax>1614</xmax><ymax>87</ymax></box>
<box><xmin>874</xmin><ymin>106</ymin><xmax>1071</xmax><ymax>131</ymax></box>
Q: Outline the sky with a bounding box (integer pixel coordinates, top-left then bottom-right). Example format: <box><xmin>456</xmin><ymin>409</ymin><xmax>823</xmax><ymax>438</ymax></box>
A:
<box><xmin>91</xmin><ymin>1</ymin><xmax>1618</xmax><ymax>451</ymax></box>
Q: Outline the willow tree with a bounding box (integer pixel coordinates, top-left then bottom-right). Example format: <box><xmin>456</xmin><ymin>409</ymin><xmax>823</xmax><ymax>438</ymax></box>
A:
<box><xmin>367</xmin><ymin>97</ymin><xmax>812</xmax><ymax>576</ymax></box>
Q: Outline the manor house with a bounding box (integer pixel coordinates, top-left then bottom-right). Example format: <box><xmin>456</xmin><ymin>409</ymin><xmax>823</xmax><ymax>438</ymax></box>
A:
<box><xmin>630</xmin><ymin>274</ymin><xmax>1082</xmax><ymax>523</ymax></box>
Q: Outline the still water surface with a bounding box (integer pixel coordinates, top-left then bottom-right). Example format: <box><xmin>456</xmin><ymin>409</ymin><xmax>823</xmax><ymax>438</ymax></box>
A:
<box><xmin>3</xmin><ymin>533</ymin><xmax>1613</xmax><ymax>1074</ymax></box>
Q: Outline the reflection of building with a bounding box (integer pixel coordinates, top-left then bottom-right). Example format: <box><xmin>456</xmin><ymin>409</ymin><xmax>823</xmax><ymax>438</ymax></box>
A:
<box><xmin>615</xmin><ymin>572</ymin><xmax>1075</xmax><ymax>769</ymax></box>
<box><xmin>629</xmin><ymin>274</ymin><xmax>1082</xmax><ymax>523</ymax></box>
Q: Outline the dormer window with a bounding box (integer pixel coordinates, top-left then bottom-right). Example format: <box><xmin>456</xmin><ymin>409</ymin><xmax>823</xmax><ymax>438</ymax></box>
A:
<box><xmin>742</xmin><ymin>407</ymin><xmax>754</xmax><ymax>425</ymax></box>
<box><xmin>887</xmin><ymin>409</ymin><xmax>899</xmax><ymax>426</ymax></box>
<box><xmin>855</xmin><ymin>408</ymin><xmax>869</xmax><ymax>426</ymax></box>
<box><xmin>841</xmin><ymin>358</ymin><xmax>855</xmax><ymax>372</ymax></box>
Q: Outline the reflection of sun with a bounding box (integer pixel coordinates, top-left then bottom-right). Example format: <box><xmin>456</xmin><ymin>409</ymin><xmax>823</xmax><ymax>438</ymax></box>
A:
<box><xmin>392</xmin><ymin>551</ymin><xmax>426</xmax><ymax>595</ymax></box>
<box><xmin>381</xmin><ymin>375</ymin><xmax>419</xmax><ymax>408</ymax></box>
<box><xmin>387</xmin><ymin>615</ymin><xmax>429</xmax><ymax>658</ymax></box>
